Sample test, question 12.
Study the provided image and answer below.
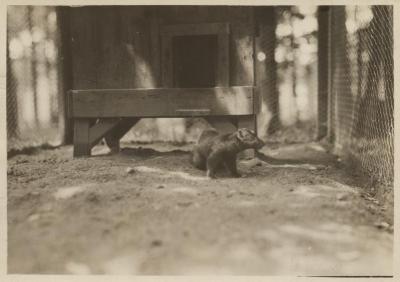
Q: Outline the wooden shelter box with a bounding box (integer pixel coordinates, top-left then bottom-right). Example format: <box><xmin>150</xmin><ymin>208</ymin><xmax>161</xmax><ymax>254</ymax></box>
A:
<box><xmin>67</xmin><ymin>6</ymin><xmax>263</xmax><ymax>157</ymax></box>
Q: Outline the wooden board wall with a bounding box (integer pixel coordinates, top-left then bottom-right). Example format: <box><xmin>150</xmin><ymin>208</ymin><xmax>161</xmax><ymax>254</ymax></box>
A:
<box><xmin>71</xmin><ymin>87</ymin><xmax>254</xmax><ymax>117</ymax></box>
<box><xmin>69</xmin><ymin>6</ymin><xmax>255</xmax><ymax>90</ymax></box>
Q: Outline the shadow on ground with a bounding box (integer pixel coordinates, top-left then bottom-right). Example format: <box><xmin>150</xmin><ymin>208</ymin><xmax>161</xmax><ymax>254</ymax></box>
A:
<box><xmin>7</xmin><ymin>142</ymin><xmax>393</xmax><ymax>275</ymax></box>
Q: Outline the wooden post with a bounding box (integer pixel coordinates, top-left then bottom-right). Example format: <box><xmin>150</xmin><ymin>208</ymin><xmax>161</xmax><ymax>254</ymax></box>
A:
<box><xmin>57</xmin><ymin>6</ymin><xmax>73</xmax><ymax>144</ymax></box>
<box><xmin>255</xmin><ymin>7</ymin><xmax>279</xmax><ymax>136</ymax></box>
<box><xmin>73</xmin><ymin>119</ymin><xmax>91</xmax><ymax>157</ymax></box>
<box><xmin>317</xmin><ymin>6</ymin><xmax>330</xmax><ymax>140</ymax></box>
<box><xmin>73</xmin><ymin>118</ymin><xmax>139</xmax><ymax>156</ymax></box>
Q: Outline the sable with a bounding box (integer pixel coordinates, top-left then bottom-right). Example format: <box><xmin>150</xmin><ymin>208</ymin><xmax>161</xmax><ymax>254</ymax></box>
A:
<box><xmin>192</xmin><ymin>128</ymin><xmax>264</xmax><ymax>178</ymax></box>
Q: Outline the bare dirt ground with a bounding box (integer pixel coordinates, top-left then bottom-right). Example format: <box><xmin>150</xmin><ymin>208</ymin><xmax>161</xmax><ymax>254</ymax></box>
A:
<box><xmin>7</xmin><ymin>142</ymin><xmax>393</xmax><ymax>275</ymax></box>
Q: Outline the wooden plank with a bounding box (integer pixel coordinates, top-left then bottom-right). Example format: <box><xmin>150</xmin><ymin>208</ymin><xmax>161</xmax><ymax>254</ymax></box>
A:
<box><xmin>170</xmin><ymin>87</ymin><xmax>253</xmax><ymax>116</ymax></box>
<box><xmin>131</xmin><ymin>24</ymin><xmax>156</xmax><ymax>88</ymax></box>
<box><xmin>217</xmin><ymin>33</ymin><xmax>230</xmax><ymax>86</ymax></box>
<box><xmin>70</xmin><ymin>7</ymin><xmax>98</xmax><ymax>89</ymax></box>
<box><xmin>158</xmin><ymin>6</ymin><xmax>252</xmax><ymax>25</ymax></box>
<box><xmin>230</xmin><ymin>22</ymin><xmax>255</xmax><ymax>86</ymax></box>
<box><xmin>95</xmin><ymin>7</ymin><xmax>128</xmax><ymax>89</ymax></box>
<box><xmin>95</xmin><ymin>8</ymin><xmax>111</xmax><ymax>89</ymax></box>
<box><xmin>71</xmin><ymin>6</ymin><xmax>157</xmax><ymax>89</ymax></box>
<box><xmin>56</xmin><ymin>7</ymin><xmax>73</xmax><ymax>144</ymax></box>
<box><xmin>254</xmin><ymin>7</ymin><xmax>279</xmax><ymax>137</ymax></box>
<box><xmin>70</xmin><ymin>87</ymin><xmax>254</xmax><ymax>118</ymax></box>
<box><xmin>161</xmin><ymin>34</ymin><xmax>173</xmax><ymax>87</ymax></box>
<box><xmin>161</xmin><ymin>23</ymin><xmax>230</xmax><ymax>36</ymax></box>
<box><xmin>119</xmin><ymin>8</ymin><xmax>142</xmax><ymax>88</ymax></box>
<box><xmin>150</xmin><ymin>17</ymin><xmax>161</xmax><ymax>87</ymax></box>
<box><xmin>73</xmin><ymin>119</ymin><xmax>91</xmax><ymax>157</ymax></box>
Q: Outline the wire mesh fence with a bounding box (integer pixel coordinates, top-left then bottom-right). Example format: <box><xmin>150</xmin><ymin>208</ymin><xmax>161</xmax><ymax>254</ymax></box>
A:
<box><xmin>329</xmin><ymin>6</ymin><xmax>394</xmax><ymax>185</ymax></box>
<box><xmin>7</xmin><ymin>6</ymin><xmax>63</xmax><ymax>152</ymax></box>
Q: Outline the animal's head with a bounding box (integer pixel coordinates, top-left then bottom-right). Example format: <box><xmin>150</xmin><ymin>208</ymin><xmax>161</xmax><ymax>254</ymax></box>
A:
<box><xmin>235</xmin><ymin>128</ymin><xmax>265</xmax><ymax>149</ymax></box>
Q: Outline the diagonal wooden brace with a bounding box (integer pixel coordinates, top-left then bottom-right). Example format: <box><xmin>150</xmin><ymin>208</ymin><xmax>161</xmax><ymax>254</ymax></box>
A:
<box><xmin>89</xmin><ymin>118</ymin><xmax>122</xmax><ymax>148</ymax></box>
<box><xmin>73</xmin><ymin>117</ymin><xmax>141</xmax><ymax>157</ymax></box>
<box><xmin>104</xmin><ymin>118</ymin><xmax>140</xmax><ymax>153</ymax></box>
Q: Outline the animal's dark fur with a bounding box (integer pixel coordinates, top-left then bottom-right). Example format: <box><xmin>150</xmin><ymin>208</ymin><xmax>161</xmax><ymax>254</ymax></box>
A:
<box><xmin>192</xmin><ymin>128</ymin><xmax>265</xmax><ymax>178</ymax></box>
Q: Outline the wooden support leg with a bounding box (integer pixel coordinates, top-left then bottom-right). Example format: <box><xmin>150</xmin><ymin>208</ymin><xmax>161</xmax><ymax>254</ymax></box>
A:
<box><xmin>73</xmin><ymin>119</ymin><xmax>91</xmax><ymax>157</ymax></box>
<box><xmin>237</xmin><ymin>115</ymin><xmax>257</xmax><ymax>160</ymax></box>
<box><xmin>72</xmin><ymin>118</ymin><xmax>140</xmax><ymax>157</ymax></box>
<box><xmin>105</xmin><ymin>118</ymin><xmax>140</xmax><ymax>153</ymax></box>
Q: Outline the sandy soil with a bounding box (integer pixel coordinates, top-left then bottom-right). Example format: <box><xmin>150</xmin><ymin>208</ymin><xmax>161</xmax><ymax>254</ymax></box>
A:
<box><xmin>7</xmin><ymin>142</ymin><xmax>393</xmax><ymax>275</ymax></box>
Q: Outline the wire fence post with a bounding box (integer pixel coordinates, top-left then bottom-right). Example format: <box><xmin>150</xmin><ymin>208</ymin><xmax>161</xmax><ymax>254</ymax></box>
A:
<box><xmin>6</xmin><ymin>23</ymin><xmax>18</xmax><ymax>139</ymax></box>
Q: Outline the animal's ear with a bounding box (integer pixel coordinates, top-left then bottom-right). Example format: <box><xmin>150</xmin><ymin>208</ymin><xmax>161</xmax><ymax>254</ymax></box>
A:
<box><xmin>236</xmin><ymin>128</ymin><xmax>246</xmax><ymax>142</ymax></box>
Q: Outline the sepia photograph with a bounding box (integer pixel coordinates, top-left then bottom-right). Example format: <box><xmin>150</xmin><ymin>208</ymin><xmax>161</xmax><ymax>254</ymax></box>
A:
<box><xmin>4</xmin><ymin>2</ymin><xmax>395</xmax><ymax>277</ymax></box>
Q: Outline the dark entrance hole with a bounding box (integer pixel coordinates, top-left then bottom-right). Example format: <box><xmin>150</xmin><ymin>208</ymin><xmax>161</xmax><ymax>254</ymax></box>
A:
<box><xmin>172</xmin><ymin>34</ymin><xmax>218</xmax><ymax>88</ymax></box>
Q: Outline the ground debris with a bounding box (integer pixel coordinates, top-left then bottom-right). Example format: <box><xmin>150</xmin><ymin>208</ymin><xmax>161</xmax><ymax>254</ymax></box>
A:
<box><xmin>374</xmin><ymin>221</ymin><xmax>390</xmax><ymax>230</ymax></box>
<box><xmin>336</xmin><ymin>193</ymin><xmax>350</xmax><ymax>201</ymax></box>
<box><xmin>125</xmin><ymin>167</ymin><xmax>136</xmax><ymax>174</ymax></box>
<box><xmin>227</xmin><ymin>190</ymin><xmax>236</xmax><ymax>198</ymax></box>
<box><xmin>86</xmin><ymin>192</ymin><xmax>100</xmax><ymax>203</ymax></box>
<box><xmin>27</xmin><ymin>213</ymin><xmax>40</xmax><ymax>222</ymax></box>
<box><xmin>151</xmin><ymin>239</ymin><xmax>163</xmax><ymax>247</ymax></box>
<box><xmin>361</xmin><ymin>193</ymin><xmax>379</xmax><ymax>204</ymax></box>
<box><xmin>177</xmin><ymin>201</ymin><xmax>193</xmax><ymax>208</ymax></box>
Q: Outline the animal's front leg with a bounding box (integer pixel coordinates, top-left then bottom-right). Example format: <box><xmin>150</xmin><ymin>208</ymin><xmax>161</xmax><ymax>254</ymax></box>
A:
<box><xmin>192</xmin><ymin>149</ymin><xmax>206</xmax><ymax>170</ymax></box>
<box><xmin>224</xmin><ymin>155</ymin><xmax>241</xmax><ymax>178</ymax></box>
<box><xmin>206</xmin><ymin>151</ymin><xmax>222</xmax><ymax>179</ymax></box>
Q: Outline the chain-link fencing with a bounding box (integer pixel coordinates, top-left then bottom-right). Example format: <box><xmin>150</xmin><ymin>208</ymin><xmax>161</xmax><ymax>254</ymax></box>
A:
<box><xmin>328</xmin><ymin>6</ymin><xmax>394</xmax><ymax>185</ymax></box>
<box><xmin>7</xmin><ymin>6</ymin><xmax>62</xmax><ymax>152</ymax></box>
